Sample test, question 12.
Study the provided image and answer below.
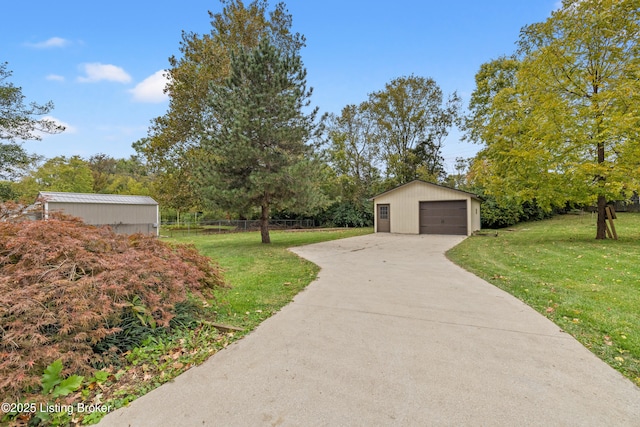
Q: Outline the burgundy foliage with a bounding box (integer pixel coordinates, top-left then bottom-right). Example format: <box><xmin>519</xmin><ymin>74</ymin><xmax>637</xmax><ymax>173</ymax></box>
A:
<box><xmin>0</xmin><ymin>207</ymin><xmax>225</xmax><ymax>398</ymax></box>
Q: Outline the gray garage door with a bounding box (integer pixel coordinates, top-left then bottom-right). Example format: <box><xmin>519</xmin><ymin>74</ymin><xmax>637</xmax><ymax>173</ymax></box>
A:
<box><xmin>419</xmin><ymin>200</ymin><xmax>467</xmax><ymax>235</ymax></box>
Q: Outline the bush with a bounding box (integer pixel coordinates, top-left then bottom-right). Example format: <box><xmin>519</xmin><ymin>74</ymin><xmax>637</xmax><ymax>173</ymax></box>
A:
<box><xmin>520</xmin><ymin>200</ymin><xmax>554</xmax><ymax>222</ymax></box>
<box><xmin>480</xmin><ymin>196</ymin><xmax>522</xmax><ymax>228</ymax></box>
<box><xmin>478</xmin><ymin>193</ymin><xmax>554</xmax><ymax>229</ymax></box>
<box><xmin>0</xmin><ymin>208</ymin><xmax>226</xmax><ymax>400</ymax></box>
<box><xmin>319</xmin><ymin>200</ymin><xmax>373</xmax><ymax>228</ymax></box>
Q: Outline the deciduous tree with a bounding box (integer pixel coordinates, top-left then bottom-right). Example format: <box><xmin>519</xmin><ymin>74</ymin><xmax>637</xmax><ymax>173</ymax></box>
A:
<box><xmin>465</xmin><ymin>0</ymin><xmax>640</xmax><ymax>239</ymax></box>
<box><xmin>324</xmin><ymin>104</ymin><xmax>381</xmax><ymax>225</ymax></box>
<box><xmin>366</xmin><ymin>75</ymin><xmax>460</xmax><ymax>185</ymax></box>
<box><xmin>88</xmin><ymin>154</ymin><xmax>152</xmax><ymax>195</ymax></box>
<box><xmin>461</xmin><ymin>56</ymin><xmax>519</xmax><ymax>146</ymax></box>
<box><xmin>29</xmin><ymin>156</ymin><xmax>94</xmax><ymax>194</ymax></box>
<box><xmin>0</xmin><ymin>209</ymin><xmax>225</xmax><ymax>399</ymax></box>
<box><xmin>0</xmin><ymin>63</ymin><xmax>63</xmax><ymax>180</ymax></box>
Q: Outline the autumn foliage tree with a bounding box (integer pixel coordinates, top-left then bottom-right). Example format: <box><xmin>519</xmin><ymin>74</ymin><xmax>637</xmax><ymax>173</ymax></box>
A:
<box><xmin>0</xmin><ymin>208</ymin><xmax>225</xmax><ymax>399</ymax></box>
<box><xmin>465</xmin><ymin>0</ymin><xmax>640</xmax><ymax>239</ymax></box>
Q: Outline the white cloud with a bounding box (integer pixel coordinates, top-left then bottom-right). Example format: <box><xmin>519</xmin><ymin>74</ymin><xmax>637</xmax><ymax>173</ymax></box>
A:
<box><xmin>46</xmin><ymin>74</ymin><xmax>65</xmax><ymax>82</ymax></box>
<box><xmin>26</xmin><ymin>37</ymin><xmax>70</xmax><ymax>48</ymax></box>
<box><xmin>35</xmin><ymin>116</ymin><xmax>77</xmax><ymax>140</ymax></box>
<box><xmin>45</xmin><ymin>116</ymin><xmax>76</xmax><ymax>134</ymax></box>
<box><xmin>129</xmin><ymin>70</ymin><xmax>170</xmax><ymax>103</ymax></box>
<box><xmin>77</xmin><ymin>63</ymin><xmax>132</xmax><ymax>83</ymax></box>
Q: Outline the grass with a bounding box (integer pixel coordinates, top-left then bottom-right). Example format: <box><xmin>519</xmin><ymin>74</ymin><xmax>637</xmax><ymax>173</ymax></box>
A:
<box><xmin>74</xmin><ymin>217</ymin><xmax>637</xmax><ymax>424</ymax></box>
<box><xmin>23</xmin><ymin>215</ymin><xmax>640</xmax><ymax>424</ymax></box>
<box><xmin>447</xmin><ymin>212</ymin><xmax>640</xmax><ymax>386</ymax></box>
<box><xmin>160</xmin><ymin>224</ymin><xmax>237</xmax><ymax>238</ymax></box>
<box><xmin>170</xmin><ymin>227</ymin><xmax>374</xmax><ymax>332</ymax></box>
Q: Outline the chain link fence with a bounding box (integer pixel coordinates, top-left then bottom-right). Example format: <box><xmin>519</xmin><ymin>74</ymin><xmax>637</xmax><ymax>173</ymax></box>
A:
<box><xmin>160</xmin><ymin>219</ymin><xmax>315</xmax><ymax>237</ymax></box>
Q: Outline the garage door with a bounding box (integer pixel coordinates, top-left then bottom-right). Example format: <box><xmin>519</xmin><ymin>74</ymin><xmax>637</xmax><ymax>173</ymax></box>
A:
<box><xmin>419</xmin><ymin>200</ymin><xmax>467</xmax><ymax>235</ymax></box>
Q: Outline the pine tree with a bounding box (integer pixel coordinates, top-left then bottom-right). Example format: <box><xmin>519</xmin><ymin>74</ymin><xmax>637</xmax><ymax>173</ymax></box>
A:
<box><xmin>197</xmin><ymin>38</ymin><xmax>323</xmax><ymax>243</ymax></box>
<box><xmin>134</xmin><ymin>1</ymin><xmax>304</xmax><ymax>212</ymax></box>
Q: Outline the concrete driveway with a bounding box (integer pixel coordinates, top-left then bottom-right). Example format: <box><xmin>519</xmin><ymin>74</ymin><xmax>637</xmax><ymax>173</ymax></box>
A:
<box><xmin>100</xmin><ymin>233</ymin><xmax>640</xmax><ymax>426</ymax></box>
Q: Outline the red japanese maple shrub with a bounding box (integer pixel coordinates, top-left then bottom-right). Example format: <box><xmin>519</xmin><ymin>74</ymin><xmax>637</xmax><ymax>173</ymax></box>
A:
<box><xmin>0</xmin><ymin>207</ymin><xmax>225</xmax><ymax>399</ymax></box>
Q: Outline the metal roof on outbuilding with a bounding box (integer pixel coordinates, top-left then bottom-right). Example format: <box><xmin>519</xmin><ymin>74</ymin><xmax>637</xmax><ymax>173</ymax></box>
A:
<box><xmin>369</xmin><ymin>180</ymin><xmax>482</xmax><ymax>201</ymax></box>
<box><xmin>38</xmin><ymin>192</ymin><xmax>158</xmax><ymax>205</ymax></box>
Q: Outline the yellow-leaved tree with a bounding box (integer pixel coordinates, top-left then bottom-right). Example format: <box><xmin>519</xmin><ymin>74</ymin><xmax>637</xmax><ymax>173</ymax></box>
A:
<box><xmin>465</xmin><ymin>0</ymin><xmax>640</xmax><ymax>239</ymax></box>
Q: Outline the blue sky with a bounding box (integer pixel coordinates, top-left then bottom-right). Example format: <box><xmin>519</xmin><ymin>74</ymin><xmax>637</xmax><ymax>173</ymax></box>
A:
<box><xmin>3</xmin><ymin>1</ymin><xmax>560</xmax><ymax>174</ymax></box>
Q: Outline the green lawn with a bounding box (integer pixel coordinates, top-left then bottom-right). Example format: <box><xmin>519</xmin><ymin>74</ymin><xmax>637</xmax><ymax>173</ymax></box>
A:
<box><xmin>171</xmin><ymin>228</ymin><xmax>373</xmax><ymax>332</ymax></box>
<box><xmin>75</xmin><ymin>215</ymin><xmax>639</xmax><ymax>424</ymax></box>
<box><xmin>447</xmin><ymin>212</ymin><xmax>640</xmax><ymax>386</ymax></box>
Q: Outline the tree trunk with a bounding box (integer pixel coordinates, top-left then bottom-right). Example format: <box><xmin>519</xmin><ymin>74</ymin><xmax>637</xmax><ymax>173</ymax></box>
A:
<box><xmin>595</xmin><ymin>141</ymin><xmax>607</xmax><ymax>240</ymax></box>
<box><xmin>596</xmin><ymin>195</ymin><xmax>607</xmax><ymax>239</ymax></box>
<box><xmin>260</xmin><ymin>203</ymin><xmax>271</xmax><ymax>244</ymax></box>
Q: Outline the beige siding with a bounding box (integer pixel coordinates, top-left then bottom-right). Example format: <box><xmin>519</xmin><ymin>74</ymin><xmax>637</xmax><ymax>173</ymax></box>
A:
<box><xmin>470</xmin><ymin>198</ymin><xmax>482</xmax><ymax>234</ymax></box>
<box><xmin>373</xmin><ymin>181</ymin><xmax>481</xmax><ymax>236</ymax></box>
<box><xmin>46</xmin><ymin>202</ymin><xmax>158</xmax><ymax>235</ymax></box>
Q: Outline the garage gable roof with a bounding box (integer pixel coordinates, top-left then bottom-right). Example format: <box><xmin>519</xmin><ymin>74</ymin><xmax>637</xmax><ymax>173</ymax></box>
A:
<box><xmin>369</xmin><ymin>180</ymin><xmax>481</xmax><ymax>201</ymax></box>
<box><xmin>38</xmin><ymin>192</ymin><xmax>158</xmax><ymax>206</ymax></box>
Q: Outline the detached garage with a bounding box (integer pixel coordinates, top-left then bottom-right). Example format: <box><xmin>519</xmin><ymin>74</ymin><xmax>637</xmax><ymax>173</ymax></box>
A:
<box><xmin>38</xmin><ymin>192</ymin><xmax>159</xmax><ymax>236</ymax></box>
<box><xmin>371</xmin><ymin>180</ymin><xmax>481</xmax><ymax>236</ymax></box>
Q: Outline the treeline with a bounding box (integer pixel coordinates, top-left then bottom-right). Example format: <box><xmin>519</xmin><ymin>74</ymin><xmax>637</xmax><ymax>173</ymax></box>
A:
<box><xmin>0</xmin><ymin>0</ymin><xmax>550</xmax><ymax>232</ymax></box>
<box><xmin>5</xmin><ymin>0</ymin><xmax>636</xmax><ymax>238</ymax></box>
<box><xmin>0</xmin><ymin>147</ymin><xmax>554</xmax><ymax>230</ymax></box>
<box><xmin>128</xmin><ymin>1</ymin><xmax>463</xmax><ymax>238</ymax></box>
<box><xmin>0</xmin><ymin>154</ymin><xmax>152</xmax><ymax>203</ymax></box>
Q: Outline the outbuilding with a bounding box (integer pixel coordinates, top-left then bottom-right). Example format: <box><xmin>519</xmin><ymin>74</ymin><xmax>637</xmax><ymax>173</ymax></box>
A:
<box><xmin>370</xmin><ymin>180</ymin><xmax>481</xmax><ymax>236</ymax></box>
<box><xmin>37</xmin><ymin>192</ymin><xmax>159</xmax><ymax>236</ymax></box>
